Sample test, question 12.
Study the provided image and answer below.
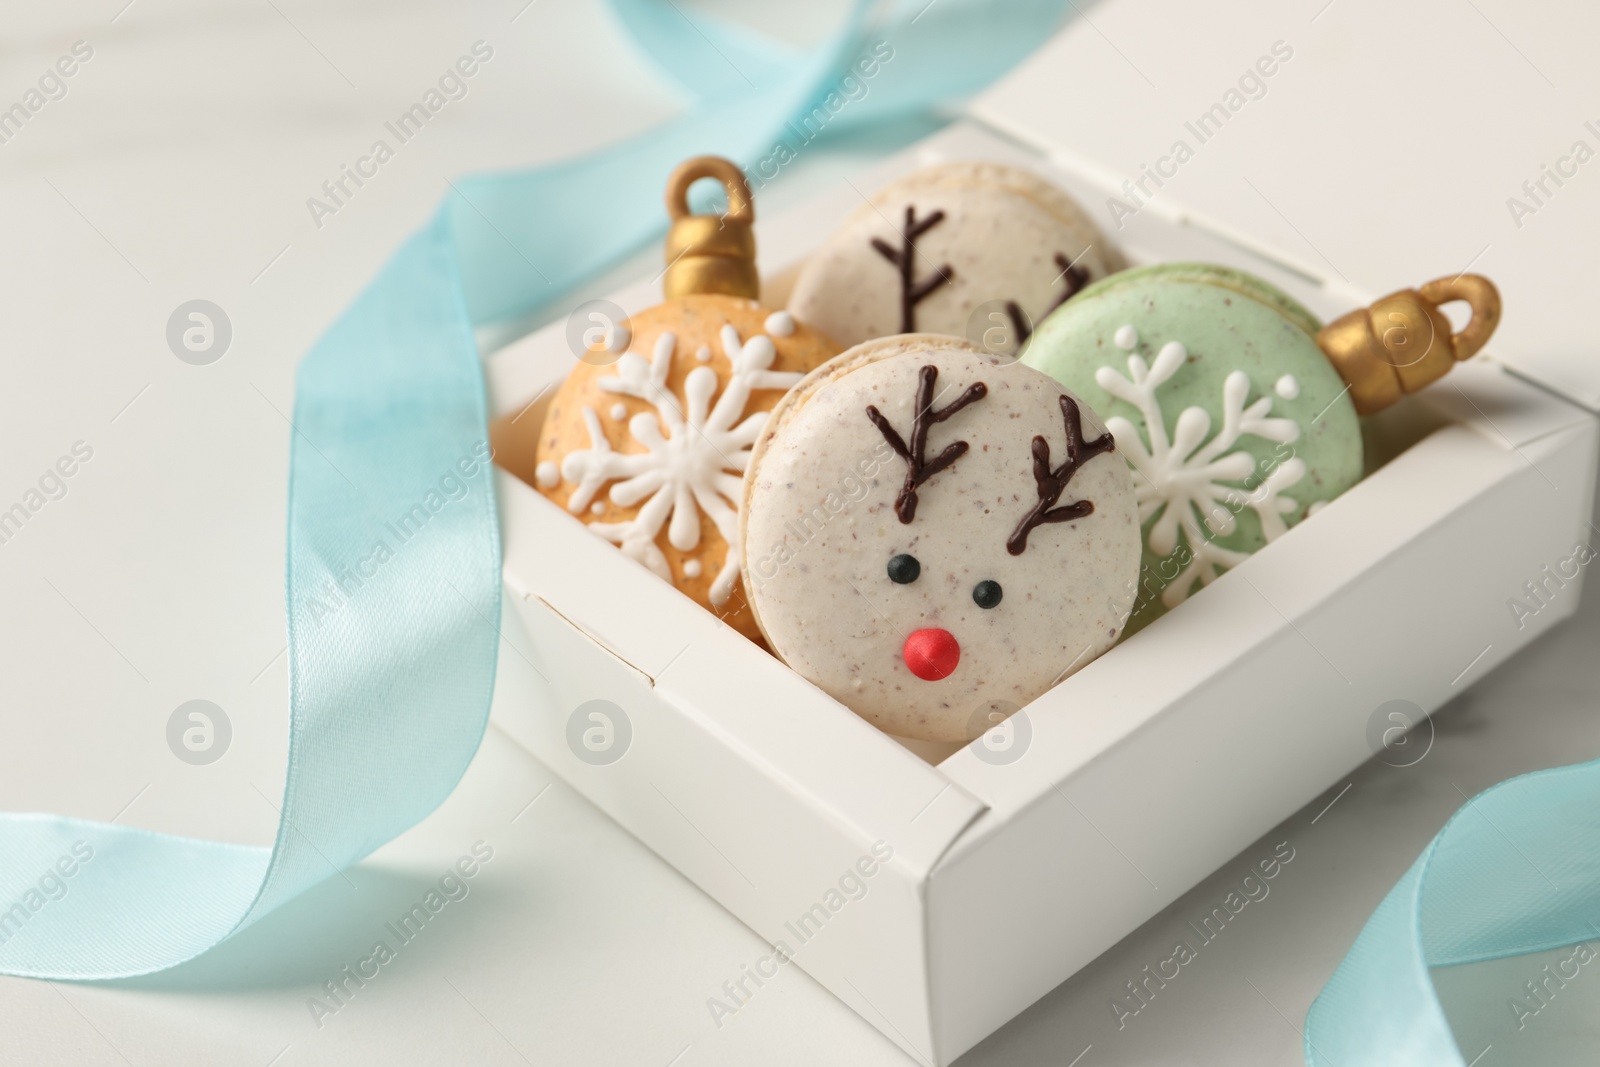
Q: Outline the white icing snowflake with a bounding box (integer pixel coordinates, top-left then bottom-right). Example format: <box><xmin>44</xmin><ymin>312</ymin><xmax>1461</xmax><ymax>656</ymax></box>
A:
<box><xmin>559</xmin><ymin>324</ymin><xmax>802</xmax><ymax>606</ymax></box>
<box><xmin>1094</xmin><ymin>327</ymin><xmax>1306</xmax><ymax>608</ymax></box>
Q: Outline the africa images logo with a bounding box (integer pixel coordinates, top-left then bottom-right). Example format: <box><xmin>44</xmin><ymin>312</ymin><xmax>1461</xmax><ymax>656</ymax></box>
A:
<box><xmin>305</xmin><ymin>42</ymin><xmax>494</xmax><ymax>229</ymax></box>
<box><xmin>1108</xmin><ymin>841</ymin><xmax>1296</xmax><ymax>1029</ymax></box>
<box><xmin>0</xmin><ymin>841</ymin><xmax>95</xmax><ymax>949</ymax></box>
<box><xmin>704</xmin><ymin>841</ymin><xmax>895</xmax><ymax>1028</ymax></box>
<box><xmin>306</xmin><ymin>841</ymin><xmax>494</xmax><ymax>1027</ymax></box>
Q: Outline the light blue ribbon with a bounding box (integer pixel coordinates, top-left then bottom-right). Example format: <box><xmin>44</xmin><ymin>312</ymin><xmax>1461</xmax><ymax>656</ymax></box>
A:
<box><xmin>0</xmin><ymin>0</ymin><xmax>1069</xmax><ymax>980</ymax></box>
<box><xmin>1306</xmin><ymin>757</ymin><xmax>1600</xmax><ymax>1064</ymax></box>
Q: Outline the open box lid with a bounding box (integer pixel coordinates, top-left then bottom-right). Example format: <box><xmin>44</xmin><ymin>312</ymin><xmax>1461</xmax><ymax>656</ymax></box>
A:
<box><xmin>969</xmin><ymin>0</ymin><xmax>1600</xmax><ymax>409</ymax></box>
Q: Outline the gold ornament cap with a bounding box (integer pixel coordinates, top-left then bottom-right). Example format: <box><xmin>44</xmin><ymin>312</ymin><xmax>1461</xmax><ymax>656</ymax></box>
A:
<box><xmin>1316</xmin><ymin>274</ymin><xmax>1501</xmax><ymax>416</ymax></box>
<box><xmin>662</xmin><ymin>156</ymin><xmax>759</xmax><ymax>301</ymax></box>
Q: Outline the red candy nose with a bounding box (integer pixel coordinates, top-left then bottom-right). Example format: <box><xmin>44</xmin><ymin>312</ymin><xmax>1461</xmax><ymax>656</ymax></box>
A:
<box><xmin>903</xmin><ymin>628</ymin><xmax>960</xmax><ymax>681</ymax></box>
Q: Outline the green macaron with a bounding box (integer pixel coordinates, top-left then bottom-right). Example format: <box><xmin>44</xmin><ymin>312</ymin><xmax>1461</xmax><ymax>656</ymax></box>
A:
<box><xmin>1021</xmin><ymin>263</ymin><xmax>1362</xmax><ymax>633</ymax></box>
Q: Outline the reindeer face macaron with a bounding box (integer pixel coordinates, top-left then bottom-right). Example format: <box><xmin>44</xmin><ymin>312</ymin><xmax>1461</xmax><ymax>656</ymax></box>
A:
<box><xmin>741</xmin><ymin>336</ymin><xmax>1142</xmax><ymax>743</ymax></box>
<box><xmin>786</xmin><ymin>162</ymin><xmax>1126</xmax><ymax>356</ymax></box>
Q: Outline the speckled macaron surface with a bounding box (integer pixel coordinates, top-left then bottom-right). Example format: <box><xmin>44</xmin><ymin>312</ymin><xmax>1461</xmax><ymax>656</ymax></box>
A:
<box><xmin>1021</xmin><ymin>263</ymin><xmax>1363</xmax><ymax>633</ymax></box>
<box><xmin>741</xmin><ymin>335</ymin><xmax>1141</xmax><ymax>742</ymax></box>
<box><xmin>787</xmin><ymin>161</ymin><xmax>1126</xmax><ymax>355</ymax></box>
<box><xmin>517</xmin><ymin>294</ymin><xmax>840</xmax><ymax>643</ymax></box>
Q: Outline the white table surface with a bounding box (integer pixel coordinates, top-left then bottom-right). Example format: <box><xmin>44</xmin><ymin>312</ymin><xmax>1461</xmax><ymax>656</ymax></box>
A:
<box><xmin>1</xmin><ymin>2</ymin><xmax>1597</xmax><ymax>1064</ymax></box>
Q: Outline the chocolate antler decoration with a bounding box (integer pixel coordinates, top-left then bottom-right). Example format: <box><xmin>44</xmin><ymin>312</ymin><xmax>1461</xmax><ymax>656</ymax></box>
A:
<box><xmin>1007</xmin><ymin>394</ymin><xmax>1114</xmax><ymax>555</ymax></box>
<box><xmin>1046</xmin><ymin>252</ymin><xmax>1092</xmax><ymax>313</ymax></box>
<box><xmin>871</xmin><ymin>206</ymin><xmax>954</xmax><ymax>333</ymax></box>
<box><xmin>867</xmin><ymin>364</ymin><xmax>987</xmax><ymax>524</ymax></box>
<box><xmin>1004</xmin><ymin>253</ymin><xmax>1092</xmax><ymax>348</ymax></box>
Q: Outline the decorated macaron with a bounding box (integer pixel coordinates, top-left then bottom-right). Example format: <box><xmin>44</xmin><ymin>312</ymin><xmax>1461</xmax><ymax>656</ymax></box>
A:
<box><xmin>499</xmin><ymin>158</ymin><xmax>841</xmax><ymax>642</ymax></box>
<box><xmin>532</xmin><ymin>297</ymin><xmax>837</xmax><ymax>641</ymax></box>
<box><xmin>741</xmin><ymin>335</ymin><xmax>1141</xmax><ymax>742</ymax></box>
<box><xmin>787</xmin><ymin>161</ymin><xmax>1126</xmax><ymax>356</ymax></box>
<box><xmin>1021</xmin><ymin>263</ymin><xmax>1362</xmax><ymax>632</ymax></box>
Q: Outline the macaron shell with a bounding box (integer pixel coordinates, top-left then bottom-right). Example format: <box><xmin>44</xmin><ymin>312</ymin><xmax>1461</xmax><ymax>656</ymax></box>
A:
<box><xmin>787</xmin><ymin>161</ymin><xmax>1125</xmax><ymax>353</ymax></box>
<box><xmin>742</xmin><ymin>335</ymin><xmax>1141</xmax><ymax>742</ymax></box>
<box><xmin>1022</xmin><ymin>264</ymin><xmax>1363</xmax><ymax>632</ymax></box>
<box><xmin>520</xmin><ymin>294</ymin><xmax>839</xmax><ymax>642</ymax></box>
<box><xmin>1069</xmin><ymin>261</ymin><xmax>1323</xmax><ymax>338</ymax></box>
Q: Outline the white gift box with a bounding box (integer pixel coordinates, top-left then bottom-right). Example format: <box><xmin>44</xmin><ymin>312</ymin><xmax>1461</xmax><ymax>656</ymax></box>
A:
<box><xmin>480</xmin><ymin>9</ymin><xmax>1600</xmax><ymax>1058</ymax></box>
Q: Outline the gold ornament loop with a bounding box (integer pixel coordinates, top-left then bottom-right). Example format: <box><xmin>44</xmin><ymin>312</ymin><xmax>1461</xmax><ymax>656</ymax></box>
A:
<box><xmin>1316</xmin><ymin>273</ymin><xmax>1502</xmax><ymax>416</ymax></box>
<box><xmin>662</xmin><ymin>156</ymin><xmax>759</xmax><ymax>300</ymax></box>
<box><xmin>1417</xmin><ymin>273</ymin><xmax>1501</xmax><ymax>363</ymax></box>
<box><xmin>665</xmin><ymin>156</ymin><xmax>753</xmax><ymax>223</ymax></box>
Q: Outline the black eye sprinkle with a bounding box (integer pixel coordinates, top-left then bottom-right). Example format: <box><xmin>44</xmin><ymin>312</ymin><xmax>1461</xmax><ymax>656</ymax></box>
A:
<box><xmin>973</xmin><ymin>580</ymin><xmax>1003</xmax><ymax>609</ymax></box>
<box><xmin>887</xmin><ymin>553</ymin><xmax>921</xmax><ymax>584</ymax></box>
